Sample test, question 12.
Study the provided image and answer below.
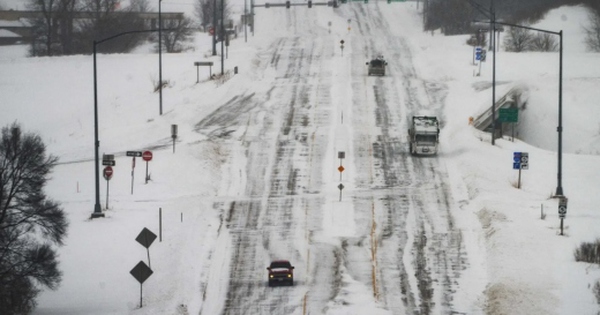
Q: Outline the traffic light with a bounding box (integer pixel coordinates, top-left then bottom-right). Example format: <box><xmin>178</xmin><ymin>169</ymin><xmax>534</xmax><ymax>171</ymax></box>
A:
<box><xmin>481</xmin><ymin>49</ymin><xmax>487</xmax><ymax>62</ymax></box>
<box><xmin>286</xmin><ymin>1</ymin><xmax>290</xmax><ymax>8</ymax></box>
<box><xmin>308</xmin><ymin>0</ymin><xmax>312</xmax><ymax>7</ymax></box>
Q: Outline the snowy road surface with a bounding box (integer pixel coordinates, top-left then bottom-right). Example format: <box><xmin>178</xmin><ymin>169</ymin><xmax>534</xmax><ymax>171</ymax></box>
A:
<box><xmin>193</xmin><ymin>4</ymin><xmax>479</xmax><ymax>315</ymax></box>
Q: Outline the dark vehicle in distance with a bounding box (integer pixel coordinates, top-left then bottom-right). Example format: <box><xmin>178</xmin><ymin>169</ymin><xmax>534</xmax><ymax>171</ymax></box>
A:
<box><xmin>366</xmin><ymin>57</ymin><xmax>387</xmax><ymax>76</ymax></box>
<box><xmin>267</xmin><ymin>260</ymin><xmax>294</xmax><ymax>286</ymax></box>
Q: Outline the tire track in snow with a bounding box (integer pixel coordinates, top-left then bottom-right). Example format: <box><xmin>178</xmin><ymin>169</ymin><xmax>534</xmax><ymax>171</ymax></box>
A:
<box><xmin>202</xmin><ymin>35</ymin><xmax>339</xmax><ymax>315</ymax></box>
<box><xmin>344</xmin><ymin>4</ymin><xmax>467</xmax><ymax>315</ymax></box>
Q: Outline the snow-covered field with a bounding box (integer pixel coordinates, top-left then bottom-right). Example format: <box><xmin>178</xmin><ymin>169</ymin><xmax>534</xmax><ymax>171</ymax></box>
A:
<box><xmin>1</xmin><ymin>1</ymin><xmax>600</xmax><ymax>314</ymax></box>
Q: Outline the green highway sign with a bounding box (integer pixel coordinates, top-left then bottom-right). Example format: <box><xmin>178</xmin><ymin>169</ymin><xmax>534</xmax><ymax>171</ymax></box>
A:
<box><xmin>499</xmin><ymin>108</ymin><xmax>518</xmax><ymax>123</ymax></box>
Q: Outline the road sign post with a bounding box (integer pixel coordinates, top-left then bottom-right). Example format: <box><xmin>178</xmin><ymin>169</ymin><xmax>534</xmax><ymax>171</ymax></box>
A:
<box><xmin>500</xmin><ymin>108</ymin><xmax>519</xmax><ymax>141</ymax></box>
<box><xmin>102</xmin><ymin>154</ymin><xmax>115</xmax><ymax>166</ymax></box>
<box><xmin>127</xmin><ymin>151</ymin><xmax>142</xmax><ymax>194</ymax></box>
<box><xmin>131</xmin><ymin>157</ymin><xmax>135</xmax><ymax>194</ymax></box>
<box><xmin>194</xmin><ymin>61</ymin><xmax>214</xmax><ymax>81</ymax></box>
<box><xmin>136</xmin><ymin>227</ymin><xmax>157</xmax><ymax>268</ymax></box>
<box><xmin>558</xmin><ymin>196</ymin><xmax>568</xmax><ymax>235</ymax></box>
<box><xmin>513</xmin><ymin>152</ymin><xmax>529</xmax><ymax>188</ymax></box>
<box><xmin>338</xmin><ymin>183</ymin><xmax>344</xmax><ymax>201</ymax></box>
<box><xmin>103</xmin><ymin>166</ymin><xmax>113</xmax><ymax>180</ymax></box>
<box><xmin>338</xmin><ymin>151</ymin><xmax>345</xmax><ymax>181</ymax></box>
<box><xmin>103</xmin><ymin>166</ymin><xmax>113</xmax><ymax>209</ymax></box>
<box><xmin>142</xmin><ymin>151</ymin><xmax>153</xmax><ymax>184</ymax></box>
<box><xmin>130</xmin><ymin>261</ymin><xmax>153</xmax><ymax>308</ymax></box>
<box><xmin>171</xmin><ymin>124</ymin><xmax>178</xmax><ymax>153</ymax></box>
<box><xmin>475</xmin><ymin>46</ymin><xmax>483</xmax><ymax>76</ymax></box>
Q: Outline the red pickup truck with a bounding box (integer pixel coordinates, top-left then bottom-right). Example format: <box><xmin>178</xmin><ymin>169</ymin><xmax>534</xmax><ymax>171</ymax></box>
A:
<box><xmin>267</xmin><ymin>260</ymin><xmax>295</xmax><ymax>287</ymax></box>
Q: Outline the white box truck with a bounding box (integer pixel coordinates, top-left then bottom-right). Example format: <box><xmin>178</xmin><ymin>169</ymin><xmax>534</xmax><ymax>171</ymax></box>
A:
<box><xmin>408</xmin><ymin>116</ymin><xmax>440</xmax><ymax>155</ymax></box>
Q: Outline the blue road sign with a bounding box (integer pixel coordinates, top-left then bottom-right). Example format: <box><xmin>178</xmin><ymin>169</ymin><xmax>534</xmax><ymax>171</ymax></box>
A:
<box><xmin>475</xmin><ymin>47</ymin><xmax>482</xmax><ymax>61</ymax></box>
<box><xmin>512</xmin><ymin>152</ymin><xmax>529</xmax><ymax>170</ymax></box>
<box><xmin>513</xmin><ymin>152</ymin><xmax>521</xmax><ymax>169</ymax></box>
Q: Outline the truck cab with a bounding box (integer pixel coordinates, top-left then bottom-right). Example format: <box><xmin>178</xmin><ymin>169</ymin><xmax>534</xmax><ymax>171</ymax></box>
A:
<box><xmin>366</xmin><ymin>57</ymin><xmax>387</xmax><ymax>76</ymax></box>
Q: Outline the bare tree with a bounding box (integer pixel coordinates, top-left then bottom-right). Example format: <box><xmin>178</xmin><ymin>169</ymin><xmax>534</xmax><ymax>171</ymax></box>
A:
<box><xmin>129</xmin><ymin>0</ymin><xmax>151</xmax><ymax>12</ymax></box>
<box><xmin>55</xmin><ymin>0</ymin><xmax>79</xmax><ymax>55</ymax></box>
<box><xmin>583</xmin><ymin>10</ymin><xmax>600</xmax><ymax>52</ymax></box>
<box><xmin>160</xmin><ymin>17</ymin><xmax>195</xmax><ymax>53</ymax></box>
<box><xmin>0</xmin><ymin>123</ymin><xmax>68</xmax><ymax>314</ymax></box>
<box><xmin>77</xmin><ymin>0</ymin><xmax>148</xmax><ymax>53</ymax></box>
<box><xmin>467</xmin><ymin>30</ymin><xmax>488</xmax><ymax>48</ymax></box>
<box><xmin>530</xmin><ymin>32</ymin><xmax>558</xmax><ymax>51</ymax></box>
<box><xmin>27</xmin><ymin>0</ymin><xmax>59</xmax><ymax>56</ymax></box>
<box><xmin>424</xmin><ymin>0</ymin><xmax>474</xmax><ymax>34</ymax></box>
<box><xmin>503</xmin><ymin>26</ymin><xmax>534</xmax><ymax>52</ymax></box>
<box><xmin>195</xmin><ymin>0</ymin><xmax>212</xmax><ymax>31</ymax></box>
<box><xmin>195</xmin><ymin>0</ymin><xmax>232</xmax><ymax>32</ymax></box>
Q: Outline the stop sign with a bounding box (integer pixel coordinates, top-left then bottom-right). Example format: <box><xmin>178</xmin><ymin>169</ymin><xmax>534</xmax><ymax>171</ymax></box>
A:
<box><xmin>142</xmin><ymin>151</ymin><xmax>153</xmax><ymax>162</ymax></box>
<box><xmin>103</xmin><ymin>166</ymin><xmax>113</xmax><ymax>180</ymax></box>
<box><xmin>208</xmin><ymin>26</ymin><xmax>215</xmax><ymax>36</ymax></box>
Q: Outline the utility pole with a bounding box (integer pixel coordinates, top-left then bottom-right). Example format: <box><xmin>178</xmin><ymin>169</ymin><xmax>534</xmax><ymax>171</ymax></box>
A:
<box><xmin>221</xmin><ymin>0</ymin><xmax>225</xmax><ymax>75</ymax></box>
<box><xmin>159</xmin><ymin>0</ymin><xmax>163</xmax><ymax>115</ymax></box>
<box><xmin>212</xmin><ymin>0</ymin><xmax>217</xmax><ymax>55</ymax></box>
<box><xmin>491</xmin><ymin>0</ymin><xmax>496</xmax><ymax>145</ymax></box>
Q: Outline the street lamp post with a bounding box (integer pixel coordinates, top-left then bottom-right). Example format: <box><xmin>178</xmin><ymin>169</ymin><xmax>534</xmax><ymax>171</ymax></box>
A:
<box><xmin>92</xmin><ymin>40</ymin><xmax>103</xmax><ymax>218</ymax></box>
<box><xmin>557</xmin><ymin>30</ymin><xmax>564</xmax><ymax>196</ymax></box>
<box><xmin>91</xmin><ymin>29</ymin><xmax>161</xmax><ymax>219</ymax></box>
<box><xmin>478</xmin><ymin>19</ymin><xmax>565</xmax><ymax>196</ymax></box>
<box><xmin>500</xmin><ymin>23</ymin><xmax>563</xmax><ymax>196</ymax></box>
<box><xmin>469</xmin><ymin>0</ymin><xmax>565</xmax><ymax>196</ymax></box>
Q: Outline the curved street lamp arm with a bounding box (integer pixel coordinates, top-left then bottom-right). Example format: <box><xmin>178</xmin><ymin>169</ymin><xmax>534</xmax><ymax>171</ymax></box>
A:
<box><xmin>95</xmin><ymin>29</ymin><xmax>161</xmax><ymax>46</ymax></box>
<box><xmin>464</xmin><ymin>0</ymin><xmax>491</xmax><ymax>19</ymax></box>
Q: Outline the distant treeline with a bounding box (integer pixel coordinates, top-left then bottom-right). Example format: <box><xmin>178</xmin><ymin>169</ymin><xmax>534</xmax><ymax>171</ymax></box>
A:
<box><xmin>424</xmin><ymin>0</ymin><xmax>600</xmax><ymax>35</ymax></box>
<box><xmin>494</xmin><ymin>0</ymin><xmax>600</xmax><ymax>23</ymax></box>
